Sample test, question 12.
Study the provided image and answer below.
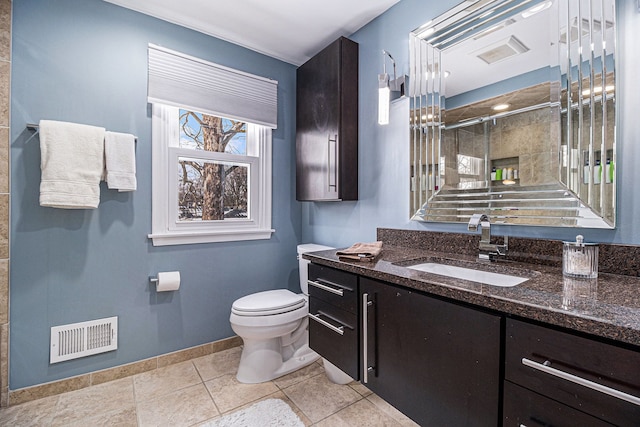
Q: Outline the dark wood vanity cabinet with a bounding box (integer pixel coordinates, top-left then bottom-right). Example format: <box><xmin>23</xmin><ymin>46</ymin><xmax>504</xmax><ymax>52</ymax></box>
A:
<box><xmin>296</xmin><ymin>36</ymin><xmax>358</xmax><ymax>201</ymax></box>
<box><xmin>504</xmin><ymin>318</ymin><xmax>640</xmax><ymax>426</ymax></box>
<box><xmin>306</xmin><ymin>260</ymin><xmax>640</xmax><ymax>426</ymax></box>
<box><xmin>307</xmin><ymin>264</ymin><xmax>359</xmax><ymax>379</ymax></box>
<box><xmin>360</xmin><ymin>277</ymin><xmax>502</xmax><ymax>426</ymax></box>
<box><xmin>503</xmin><ymin>381</ymin><xmax>614</xmax><ymax>426</ymax></box>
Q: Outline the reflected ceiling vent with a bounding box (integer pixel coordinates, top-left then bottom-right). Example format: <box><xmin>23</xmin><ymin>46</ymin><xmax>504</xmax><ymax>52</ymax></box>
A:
<box><xmin>560</xmin><ymin>18</ymin><xmax>614</xmax><ymax>44</ymax></box>
<box><xmin>474</xmin><ymin>36</ymin><xmax>529</xmax><ymax>65</ymax></box>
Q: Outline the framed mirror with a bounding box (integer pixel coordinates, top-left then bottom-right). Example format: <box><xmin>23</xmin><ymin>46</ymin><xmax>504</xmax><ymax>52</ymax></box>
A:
<box><xmin>409</xmin><ymin>0</ymin><xmax>616</xmax><ymax>228</ymax></box>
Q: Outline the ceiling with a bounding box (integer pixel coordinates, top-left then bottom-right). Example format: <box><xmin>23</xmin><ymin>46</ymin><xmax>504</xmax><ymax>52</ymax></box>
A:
<box><xmin>104</xmin><ymin>0</ymin><xmax>401</xmax><ymax>65</ymax></box>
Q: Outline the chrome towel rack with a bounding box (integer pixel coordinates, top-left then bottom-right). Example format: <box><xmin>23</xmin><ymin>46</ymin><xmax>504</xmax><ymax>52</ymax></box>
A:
<box><xmin>26</xmin><ymin>123</ymin><xmax>138</xmax><ymax>143</ymax></box>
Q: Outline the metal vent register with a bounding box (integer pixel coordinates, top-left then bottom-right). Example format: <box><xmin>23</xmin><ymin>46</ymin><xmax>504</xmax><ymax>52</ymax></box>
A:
<box><xmin>50</xmin><ymin>316</ymin><xmax>118</xmax><ymax>363</ymax></box>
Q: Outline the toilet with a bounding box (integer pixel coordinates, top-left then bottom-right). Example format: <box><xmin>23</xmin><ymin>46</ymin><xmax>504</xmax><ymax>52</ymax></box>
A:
<box><xmin>230</xmin><ymin>244</ymin><xmax>352</xmax><ymax>384</ymax></box>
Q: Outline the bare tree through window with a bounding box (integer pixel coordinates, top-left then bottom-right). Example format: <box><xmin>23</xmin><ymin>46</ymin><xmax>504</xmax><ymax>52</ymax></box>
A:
<box><xmin>178</xmin><ymin>110</ymin><xmax>248</xmax><ymax>221</ymax></box>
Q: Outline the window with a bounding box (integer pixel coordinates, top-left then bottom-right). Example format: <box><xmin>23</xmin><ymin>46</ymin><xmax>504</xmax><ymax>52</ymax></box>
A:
<box><xmin>146</xmin><ymin>44</ymin><xmax>277</xmax><ymax>246</ymax></box>
<box><xmin>149</xmin><ymin>105</ymin><xmax>273</xmax><ymax>246</ymax></box>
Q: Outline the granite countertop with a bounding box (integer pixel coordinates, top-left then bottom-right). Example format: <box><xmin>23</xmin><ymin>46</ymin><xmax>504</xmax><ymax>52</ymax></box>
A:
<box><xmin>304</xmin><ymin>245</ymin><xmax>640</xmax><ymax>348</ymax></box>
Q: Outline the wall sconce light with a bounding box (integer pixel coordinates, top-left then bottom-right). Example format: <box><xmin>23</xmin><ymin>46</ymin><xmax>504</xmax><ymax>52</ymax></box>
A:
<box><xmin>378</xmin><ymin>50</ymin><xmax>406</xmax><ymax>125</ymax></box>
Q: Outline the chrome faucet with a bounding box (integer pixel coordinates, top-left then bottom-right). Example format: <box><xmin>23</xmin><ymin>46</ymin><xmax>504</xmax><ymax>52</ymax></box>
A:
<box><xmin>468</xmin><ymin>214</ymin><xmax>508</xmax><ymax>260</ymax></box>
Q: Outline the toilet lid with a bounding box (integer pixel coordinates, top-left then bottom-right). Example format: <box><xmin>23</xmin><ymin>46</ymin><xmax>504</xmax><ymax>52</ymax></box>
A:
<box><xmin>232</xmin><ymin>289</ymin><xmax>306</xmax><ymax>316</ymax></box>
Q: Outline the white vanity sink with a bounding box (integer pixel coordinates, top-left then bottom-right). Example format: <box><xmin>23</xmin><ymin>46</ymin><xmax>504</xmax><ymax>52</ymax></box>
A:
<box><xmin>407</xmin><ymin>262</ymin><xmax>529</xmax><ymax>287</ymax></box>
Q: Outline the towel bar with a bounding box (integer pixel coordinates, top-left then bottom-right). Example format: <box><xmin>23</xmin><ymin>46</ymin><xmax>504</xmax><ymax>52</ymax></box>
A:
<box><xmin>26</xmin><ymin>123</ymin><xmax>138</xmax><ymax>143</ymax></box>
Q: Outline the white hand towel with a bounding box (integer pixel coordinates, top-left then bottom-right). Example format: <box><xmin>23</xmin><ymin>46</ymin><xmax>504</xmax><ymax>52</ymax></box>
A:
<box><xmin>39</xmin><ymin>120</ymin><xmax>106</xmax><ymax>209</ymax></box>
<box><xmin>104</xmin><ymin>131</ymin><xmax>137</xmax><ymax>192</ymax></box>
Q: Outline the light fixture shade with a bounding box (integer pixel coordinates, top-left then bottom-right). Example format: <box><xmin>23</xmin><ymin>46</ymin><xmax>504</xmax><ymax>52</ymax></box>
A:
<box><xmin>378</xmin><ymin>73</ymin><xmax>390</xmax><ymax>125</ymax></box>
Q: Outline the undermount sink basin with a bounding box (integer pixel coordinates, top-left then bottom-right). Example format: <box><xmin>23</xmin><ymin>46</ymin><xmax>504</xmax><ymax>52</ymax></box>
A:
<box><xmin>406</xmin><ymin>262</ymin><xmax>529</xmax><ymax>287</ymax></box>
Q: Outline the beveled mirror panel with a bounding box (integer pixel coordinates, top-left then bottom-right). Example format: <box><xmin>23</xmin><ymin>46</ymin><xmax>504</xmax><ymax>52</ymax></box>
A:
<box><xmin>409</xmin><ymin>0</ymin><xmax>616</xmax><ymax>228</ymax></box>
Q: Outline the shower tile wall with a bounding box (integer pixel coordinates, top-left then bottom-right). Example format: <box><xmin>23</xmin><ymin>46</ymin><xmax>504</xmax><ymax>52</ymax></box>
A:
<box><xmin>0</xmin><ymin>0</ymin><xmax>10</xmax><ymax>408</ymax></box>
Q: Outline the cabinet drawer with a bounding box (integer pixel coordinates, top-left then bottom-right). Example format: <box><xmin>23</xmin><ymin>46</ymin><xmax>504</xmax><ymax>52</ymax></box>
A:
<box><xmin>504</xmin><ymin>381</ymin><xmax>613</xmax><ymax>427</ymax></box>
<box><xmin>308</xmin><ymin>264</ymin><xmax>357</xmax><ymax>313</ymax></box>
<box><xmin>308</xmin><ymin>297</ymin><xmax>358</xmax><ymax>380</ymax></box>
<box><xmin>505</xmin><ymin>318</ymin><xmax>640</xmax><ymax>425</ymax></box>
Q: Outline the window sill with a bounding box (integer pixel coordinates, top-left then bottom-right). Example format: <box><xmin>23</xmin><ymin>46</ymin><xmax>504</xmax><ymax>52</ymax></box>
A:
<box><xmin>148</xmin><ymin>228</ymin><xmax>275</xmax><ymax>246</ymax></box>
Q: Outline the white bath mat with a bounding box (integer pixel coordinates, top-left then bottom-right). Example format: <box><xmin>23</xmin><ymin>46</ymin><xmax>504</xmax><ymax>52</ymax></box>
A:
<box><xmin>202</xmin><ymin>398</ymin><xmax>304</xmax><ymax>427</ymax></box>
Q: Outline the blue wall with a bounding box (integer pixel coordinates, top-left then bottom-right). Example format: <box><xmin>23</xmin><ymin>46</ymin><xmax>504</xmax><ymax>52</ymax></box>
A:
<box><xmin>10</xmin><ymin>0</ymin><xmax>640</xmax><ymax>391</ymax></box>
<box><xmin>10</xmin><ymin>0</ymin><xmax>300</xmax><ymax>389</ymax></box>
<box><xmin>302</xmin><ymin>0</ymin><xmax>640</xmax><ymax>248</ymax></box>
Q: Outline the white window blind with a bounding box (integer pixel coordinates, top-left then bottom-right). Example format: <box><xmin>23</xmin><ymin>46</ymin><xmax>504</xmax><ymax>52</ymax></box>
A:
<box><xmin>148</xmin><ymin>44</ymin><xmax>278</xmax><ymax>129</ymax></box>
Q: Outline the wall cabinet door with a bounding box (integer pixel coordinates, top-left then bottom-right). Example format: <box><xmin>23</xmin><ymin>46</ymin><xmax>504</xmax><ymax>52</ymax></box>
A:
<box><xmin>361</xmin><ymin>277</ymin><xmax>502</xmax><ymax>426</ymax></box>
<box><xmin>296</xmin><ymin>36</ymin><xmax>358</xmax><ymax>201</ymax></box>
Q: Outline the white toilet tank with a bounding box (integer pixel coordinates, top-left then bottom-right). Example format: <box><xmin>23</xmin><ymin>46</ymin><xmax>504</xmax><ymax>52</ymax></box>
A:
<box><xmin>297</xmin><ymin>244</ymin><xmax>334</xmax><ymax>294</ymax></box>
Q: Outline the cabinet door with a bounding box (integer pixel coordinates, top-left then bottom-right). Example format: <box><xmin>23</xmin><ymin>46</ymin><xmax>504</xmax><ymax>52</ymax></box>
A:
<box><xmin>504</xmin><ymin>381</ymin><xmax>614</xmax><ymax>427</ymax></box>
<box><xmin>308</xmin><ymin>263</ymin><xmax>358</xmax><ymax>313</ymax></box>
<box><xmin>309</xmin><ymin>297</ymin><xmax>358</xmax><ymax>379</ymax></box>
<box><xmin>361</xmin><ymin>278</ymin><xmax>501</xmax><ymax>426</ymax></box>
<box><xmin>505</xmin><ymin>318</ymin><xmax>640</xmax><ymax>425</ymax></box>
<box><xmin>296</xmin><ymin>37</ymin><xmax>358</xmax><ymax>201</ymax></box>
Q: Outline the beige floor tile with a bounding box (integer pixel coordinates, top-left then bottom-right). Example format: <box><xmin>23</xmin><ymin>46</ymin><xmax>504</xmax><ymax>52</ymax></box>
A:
<box><xmin>273</xmin><ymin>360</ymin><xmax>324</xmax><ymax>389</ymax></box>
<box><xmin>314</xmin><ymin>398</ymin><xmax>402</xmax><ymax>427</ymax></box>
<box><xmin>65</xmin><ymin>406</ymin><xmax>137</xmax><ymax>427</ymax></box>
<box><xmin>133</xmin><ymin>361</ymin><xmax>201</xmax><ymax>402</ymax></box>
<box><xmin>267</xmin><ymin>391</ymin><xmax>313</xmax><ymax>427</ymax></box>
<box><xmin>348</xmin><ymin>381</ymin><xmax>373</xmax><ymax>397</ymax></box>
<box><xmin>51</xmin><ymin>377</ymin><xmax>135</xmax><ymax>426</ymax></box>
<box><xmin>282</xmin><ymin>372</ymin><xmax>362</xmax><ymax>423</ymax></box>
<box><xmin>192</xmin><ymin>346</ymin><xmax>241</xmax><ymax>381</ymax></box>
<box><xmin>366</xmin><ymin>394</ymin><xmax>420</xmax><ymax>427</ymax></box>
<box><xmin>137</xmin><ymin>383</ymin><xmax>218</xmax><ymax>427</ymax></box>
<box><xmin>0</xmin><ymin>394</ymin><xmax>59</xmax><ymax>426</ymax></box>
<box><xmin>204</xmin><ymin>373</ymin><xmax>279</xmax><ymax>413</ymax></box>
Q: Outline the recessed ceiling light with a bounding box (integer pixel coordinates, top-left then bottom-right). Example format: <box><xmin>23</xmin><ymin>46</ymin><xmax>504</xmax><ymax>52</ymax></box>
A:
<box><xmin>492</xmin><ymin>103</ymin><xmax>510</xmax><ymax>111</ymax></box>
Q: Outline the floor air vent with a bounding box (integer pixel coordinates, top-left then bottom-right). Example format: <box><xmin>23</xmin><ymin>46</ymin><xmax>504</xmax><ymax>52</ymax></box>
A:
<box><xmin>50</xmin><ymin>316</ymin><xmax>118</xmax><ymax>363</ymax></box>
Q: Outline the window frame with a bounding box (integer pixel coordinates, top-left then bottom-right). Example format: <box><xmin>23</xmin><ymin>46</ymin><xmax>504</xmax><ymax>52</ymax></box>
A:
<box><xmin>148</xmin><ymin>104</ymin><xmax>274</xmax><ymax>246</ymax></box>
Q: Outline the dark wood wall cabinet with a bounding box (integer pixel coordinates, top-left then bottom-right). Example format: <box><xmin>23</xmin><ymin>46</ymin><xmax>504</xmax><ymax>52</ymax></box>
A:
<box><xmin>296</xmin><ymin>37</ymin><xmax>358</xmax><ymax>201</ymax></box>
<box><xmin>307</xmin><ymin>262</ymin><xmax>640</xmax><ymax>426</ymax></box>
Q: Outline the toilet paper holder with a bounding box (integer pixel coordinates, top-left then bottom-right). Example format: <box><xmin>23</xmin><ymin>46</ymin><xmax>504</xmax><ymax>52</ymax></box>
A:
<box><xmin>149</xmin><ymin>271</ymin><xmax>181</xmax><ymax>292</ymax></box>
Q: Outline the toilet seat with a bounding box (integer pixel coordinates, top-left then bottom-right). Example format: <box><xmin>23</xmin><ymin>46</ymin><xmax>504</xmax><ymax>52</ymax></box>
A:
<box><xmin>232</xmin><ymin>289</ymin><xmax>306</xmax><ymax>316</ymax></box>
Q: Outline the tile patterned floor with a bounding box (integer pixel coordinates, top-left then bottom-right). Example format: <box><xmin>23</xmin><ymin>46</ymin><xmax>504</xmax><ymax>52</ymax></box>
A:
<box><xmin>0</xmin><ymin>347</ymin><xmax>419</xmax><ymax>426</ymax></box>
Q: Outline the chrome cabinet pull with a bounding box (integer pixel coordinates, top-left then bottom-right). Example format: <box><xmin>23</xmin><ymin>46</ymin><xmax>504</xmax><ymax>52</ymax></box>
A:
<box><xmin>363</xmin><ymin>293</ymin><xmax>374</xmax><ymax>383</ymax></box>
<box><xmin>522</xmin><ymin>358</ymin><xmax>640</xmax><ymax>406</ymax></box>
<box><xmin>308</xmin><ymin>313</ymin><xmax>344</xmax><ymax>335</ymax></box>
<box><xmin>308</xmin><ymin>279</ymin><xmax>344</xmax><ymax>296</ymax></box>
<box><xmin>328</xmin><ymin>134</ymin><xmax>337</xmax><ymax>190</ymax></box>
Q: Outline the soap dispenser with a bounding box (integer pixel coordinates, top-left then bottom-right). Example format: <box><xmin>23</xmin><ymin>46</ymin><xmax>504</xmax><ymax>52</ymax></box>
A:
<box><xmin>563</xmin><ymin>235</ymin><xmax>598</xmax><ymax>278</ymax></box>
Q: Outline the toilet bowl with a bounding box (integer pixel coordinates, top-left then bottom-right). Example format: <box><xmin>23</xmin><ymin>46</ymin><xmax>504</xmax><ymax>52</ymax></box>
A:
<box><xmin>230</xmin><ymin>244</ymin><xmax>348</xmax><ymax>384</ymax></box>
<box><xmin>230</xmin><ymin>289</ymin><xmax>315</xmax><ymax>383</ymax></box>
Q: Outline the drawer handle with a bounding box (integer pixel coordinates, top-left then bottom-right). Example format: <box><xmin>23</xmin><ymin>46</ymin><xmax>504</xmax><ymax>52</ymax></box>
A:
<box><xmin>309</xmin><ymin>313</ymin><xmax>344</xmax><ymax>335</ymax></box>
<box><xmin>308</xmin><ymin>280</ymin><xmax>344</xmax><ymax>296</ymax></box>
<box><xmin>522</xmin><ymin>358</ymin><xmax>640</xmax><ymax>406</ymax></box>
